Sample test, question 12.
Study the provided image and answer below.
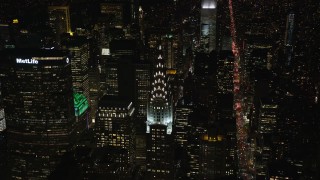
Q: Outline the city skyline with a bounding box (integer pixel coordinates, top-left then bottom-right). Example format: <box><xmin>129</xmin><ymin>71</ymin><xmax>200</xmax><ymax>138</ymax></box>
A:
<box><xmin>0</xmin><ymin>0</ymin><xmax>319</xmax><ymax>179</ymax></box>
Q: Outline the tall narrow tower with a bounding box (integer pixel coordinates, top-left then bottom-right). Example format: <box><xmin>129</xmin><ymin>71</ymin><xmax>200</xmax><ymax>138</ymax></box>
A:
<box><xmin>146</xmin><ymin>46</ymin><xmax>174</xmax><ymax>178</ymax></box>
<box><xmin>200</xmin><ymin>0</ymin><xmax>217</xmax><ymax>53</ymax></box>
<box><xmin>284</xmin><ymin>12</ymin><xmax>295</xmax><ymax>66</ymax></box>
<box><xmin>147</xmin><ymin>45</ymin><xmax>172</xmax><ymax>134</ymax></box>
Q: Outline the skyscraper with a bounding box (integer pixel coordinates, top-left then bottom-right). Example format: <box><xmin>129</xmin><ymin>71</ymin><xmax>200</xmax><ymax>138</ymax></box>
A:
<box><xmin>174</xmin><ymin>99</ymin><xmax>193</xmax><ymax>148</ymax></box>
<box><xmin>147</xmin><ymin>45</ymin><xmax>173</xmax><ymax>134</ymax></box>
<box><xmin>217</xmin><ymin>50</ymin><xmax>234</xmax><ymax>94</ymax></box>
<box><xmin>95</xmin><ymin>96</ymin><xmax>135</xmax><ymax>164</ymax></box>
<box><xmin>0</xmin><ymin>108</ymin><xmax>5</xmax><ymax>132</ymax></box>
<box><xmin>0</xmin><ymin>49</ymin><xmax>75</xmax><ymax>179</ymax></box>
<box><xmin>146</xmin><ymin>45</ymin><xmax>173</xmax><ymax>179</ymax></box>
<box><xmin>146</xmin><ymin>124</ymin><xmax>173</xmax><ymax>179</ymax></box>
<box><xmin>48</xmin><ymin>5</ymin><xmax>72</xmax><ymax>46</ymax></box>
<box><xmin>62</xmin><ymin>35</ymin><xmax>90</xmax><ymax>101</ymax></box>
<box><xmin>284</xmin><ymin>12</ymin><xmax>295</xmax><ymax>66</ymax></box>
<box><xmin>135</xmin><ymin>62</ymin><xmax>151</xmax><ymax>118</ymax></box>
<box><xmin>134</xmin><ymin>61</ymin><xmax>151</xmax><ymax>167</ymax></box>
<box><xmin>200</xmin><ymin>0</ymin><xmax>217</xmax><ymax>52</ymax></box>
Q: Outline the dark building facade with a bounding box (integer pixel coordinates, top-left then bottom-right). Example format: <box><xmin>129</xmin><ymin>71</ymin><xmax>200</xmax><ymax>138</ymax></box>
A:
<box><xmin>0</xmin><ymin>49</ymin><xmax>75</xmax><ymax>179</ymax></box>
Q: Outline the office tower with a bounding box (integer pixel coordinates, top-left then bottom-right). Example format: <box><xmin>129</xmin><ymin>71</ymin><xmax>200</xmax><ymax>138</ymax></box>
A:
<box><xmin>0</xmin><ymin>24</ymin><xmax>11</xmax><ymax>49</ymax></box>
<box><xmin>88</xmin><ymin>66</ymin><xmax>101</xmax><ymax>124</ymax></box>
<box><xmin>135</xmin><ymin>62</ymin><xmax>151</xmax><ymax>119</ymax></box>
<box><xmin>201</xmin><ymin>128</ymin><xmax>227</xmax><ymax>179</ymax></box>
<box><xmin>95</xmin><ymin>96</ymin><xmax>135</xmax><ymax>164</ymax></box>
<box><xmin>215</xmin><ymin>94</ymin><xmax>238</xmax><ymax>177</ymax></box>
<box><xmin>134</xmin><ymin>61</ymin><xmax>151</xmax><ymax>167</ymax></box>
<box><xmin>200</xmin><ymin>0</ymin><xmax>217</xmax><ymax>52</ymax></box>
<box><xmin>100</xmin><ymin>2</ymin><xmax>124</xmax><ymax>28</ymax></box>
<box><xmin>0</xmin><ymin>108</ymin><xmax>5</xmax><ymax>132</ymax></box>
<box><xmin>62</xmin><ymin>35</ymin><xmax>90</xmax><ymax>100</ymax></box>
<box><xmin>163</xmin><ymin>33</ymin><xmax>180</xmax><ymax>70</ymax></box>
<box><xmin>284</xmin><ymin>12</ymin><xmax>294</xmax><ymax>49</ymax></box>
<box><xmin>146</xmin><ymin>124</ymin><xmax>173</xmax><ymax>179</ymax></box>
<box><xmin>48</xmin><ymin>5</ymin><xmax>72</xmax><ymax>46</ymax></box>
<box><xmin>102</xmin><ymin>54</ymin><xmax>137</xmax><ymax>102</ymax></box>
<box><xmin>147</xmin><ymin>45</ymin><xmax>173</xmax><ymax>134</ymax></box>
<box><xmin>254</xmin><ymin>97</ymin><xmax>278</xmax><ymax>177</ymax></box>
<box><xmin>284</xmin><ymin>12</ymin><xmax>295</xmax><ymax>66</ymax></box>
<box><xmin>217</xmin><ymin>50</ymin><xmax>234</xmax><ymax>94</ymax></box>
<box><xmin>104</xmin><ymin>57</ymin><xmax>119</xmax><ymax>96</ymax></box>
<box><xmin>0</xmin><ymin>49</ymin><xmax>75</xmax><ymax>179</ymax></box>
<box><xmin>62</xmin><ymin>35</ymin><xmax>90</xmax><ymax>130</ymax></box>
<box><xmin>103</xmin><ymin>40</ymin><xmax>137</xmax><ymax>99</ymax></box>
<box><xmin>100</xmin><ymin>0</ymin><xmax>138</xmax><ymax>26</ymax></box>
<box><xmin>193</xmin><ymin>52</ymin><xmax>216</xmax><ymax>108</ymax></box>
<box><xmin>174</xmin><ymin>99</ymin><xmax>193</xmax><ymax>148</ymax></box>
<box><xmin>243</xmin><ymin>35</ymin><xmax>272</xmax><ymax>84</ymax></box>
<box><xmin>258</xmin><ymin>98</ymin><xmax>278</xmax><ymax>134</ymax></box>
<box><xmin>146</xmin><ymin>45</ymin><xmax>173</xmax><ymax>179</ymax></box>
<box><xmin>130</xmin><ymin>60</ymin><xmax>150</xmax><ymax>168</ymax></box>
<box><xmin>144</xmin><ymin>29</ymin><xmax>180</xmax><ymax>70</ymax></box>
<box><xmin>186</xmin><ymin>107</ymin><xmax>208</xmax><ymax>179</ymax></box>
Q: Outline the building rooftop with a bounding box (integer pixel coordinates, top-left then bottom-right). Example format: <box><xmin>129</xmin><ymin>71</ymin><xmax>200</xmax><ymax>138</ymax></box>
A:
<box><xmin>99</xmin><ymin>95</ymin><xmax>132</xmax><ymax>108</ymax></box>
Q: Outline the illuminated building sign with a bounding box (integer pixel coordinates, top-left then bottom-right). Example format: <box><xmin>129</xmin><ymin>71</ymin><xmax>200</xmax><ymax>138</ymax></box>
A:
<box><xmin>16</xmin><ymin>57</ymin><xmax>69</xmax><ymax>65</ymax></box>
<box><xmin>73</xmin><ymin>93</ymin><xmax>89</xmax><ymax>116</ymax></box>
<box><xmin>16</xmin><ymin>58</ymin><xmax>38</xmax><ymax>64</ymax></box>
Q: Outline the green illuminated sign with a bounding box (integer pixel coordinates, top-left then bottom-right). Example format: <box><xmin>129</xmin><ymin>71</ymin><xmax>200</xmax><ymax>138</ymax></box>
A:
<box><xmin>73</xmin><ymin>93</ymin><xmax>89</xmax><ymax>116</ymax></box>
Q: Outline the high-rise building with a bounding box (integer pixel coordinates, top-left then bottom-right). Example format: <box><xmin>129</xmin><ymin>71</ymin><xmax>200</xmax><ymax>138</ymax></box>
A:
<box><xmin>255</xmin><ymin>98</ymin><xmax>279</xmax><ymax>177</ymax></box>
<box><xmin>217</xmin><ymin>50</ymin><xmax>234</xmax><ymax>94</ymax></box>
<box><xmin>201</xmin><ymin>131</ymin><xmax>227</xmax><ymax>179</ymax></box>
<box><xmin>134</xmin><ymin>61</ymin><xmax>151</xmax><ymax>167</ymax></box>
<box><xmin>95</xmin><ymin>96</ymin><xmax>135</xmax><ymax>164</ymax></box>
<box><xmin>186</xmin><ymin>112</ymin><xmax>207</xmax><ymax>179</ymax></box>
<box><xmin>135</xmin><ymin>61</ymin><xmax>151</xmax><ymax>119</ymax></box>
<box><xmin>174</xmin><ymin>99</ymin><xmax>193</xmax><ymax>148</ymax></box>
<box><xmin>146</xmin><ymin>124</ymin><xmax>173</xmax><ymax>179</ymax></box>
<box><xmin>61</xmin><ymin>35</ymin><xmax>90</xmax><ymax>130</ymax></box>
<box><xmin>0</xmin><ymin>49</ymin><xmax>75</xmax><ymax>179</ymax></box>
<box><xmin>215</xmin><ymin>94</ymin><xmax>238</xmax><ymax>177</ymax></box>
<box><xmin>200</xmin><ymin>0</ymin><xmax>217</xmax><ymax>52</ymax></box>
<box><xmin>146</xmin><ymin>44</ymin><xmax>173</xmax><ymax>179</ymax></box>
<box><xmin>62</xmin><ymin>35</ymin><xmax>90</xmax><ymax>100</ymax></box>
<box><xmin>105</xmin><ymin>63</ymin><xmax>119</xmax><ymax>96</ymax></box>
<box><xmin>147</xmin><ymin>45</ymin><xmax>173</xmax><ymax>134</ymax></box>
<box><xmin>258</xmin><ymin>98</ymin><xmax>278</xmax><ymax>134</ymax></box>
<box><xmin>100</xmin><ymin>3</ymin><xmax>124</xmax><ymax>28</ymax></box>
<box><xmin>284</xmin><ymin>12</ymin><xmax>295</xmax><ymax>66</ymax></box>
<box><xmin>0</xmin><ymin>108</ymin><xmax>5</xmax><ymax>132</ymax></box>
<box><xmin>48</xmin><ymin>6</ymin><xmax>72</xmax><ymax>46</ymax></box>
<box><xmin>88</xmin><ymin>65</ymin><xmax>101</xmax><ymax>124</ymax></box>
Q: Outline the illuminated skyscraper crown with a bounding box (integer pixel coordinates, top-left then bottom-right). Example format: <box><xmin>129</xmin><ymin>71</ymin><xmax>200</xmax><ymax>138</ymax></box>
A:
<box><xmin>147</xmin><ymin>45</ymin><xmax>172</xmax><ymax>134</ymax></box>
<box><xmin>150</xmin><ymin>45</ymin><xmax>168</xmax><ymax>105</ymax></box>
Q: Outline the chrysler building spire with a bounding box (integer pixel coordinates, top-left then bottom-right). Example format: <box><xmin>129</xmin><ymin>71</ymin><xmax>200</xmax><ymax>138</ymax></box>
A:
<box><xmin>147</xmin><ymin>45</ymin><xmax>173</xmax><ymax>134</ymax></box>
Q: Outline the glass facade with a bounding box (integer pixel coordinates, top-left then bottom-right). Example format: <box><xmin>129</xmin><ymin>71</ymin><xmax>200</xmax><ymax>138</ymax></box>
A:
<box><xmin>0</xmin><ymin>49</ymin><xmax>75</xmax><ymax>179</ymax></box>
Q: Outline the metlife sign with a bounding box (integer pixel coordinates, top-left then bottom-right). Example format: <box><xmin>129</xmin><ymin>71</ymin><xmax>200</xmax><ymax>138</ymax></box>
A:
<box><xmin>16</xmin><ymin>58</ymin><xmax>39</xmax><ymax>64</ymax></box>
